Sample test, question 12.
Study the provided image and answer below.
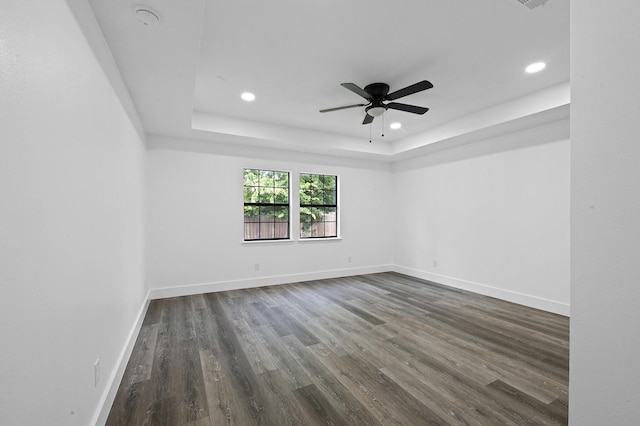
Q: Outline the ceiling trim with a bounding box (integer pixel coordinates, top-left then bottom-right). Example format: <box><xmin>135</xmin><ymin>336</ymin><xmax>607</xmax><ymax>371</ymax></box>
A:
<box><xmin>186</xmin><ymin>82</ymin><xmax>569</xmax><ymax>162</ymax></box>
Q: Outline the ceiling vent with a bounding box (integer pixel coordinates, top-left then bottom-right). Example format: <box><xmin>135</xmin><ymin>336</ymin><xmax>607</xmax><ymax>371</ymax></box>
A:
<box><xmin>517</xmin><ymin>0</ymin><xmax>548</xmax><ymax>9</ymax></box>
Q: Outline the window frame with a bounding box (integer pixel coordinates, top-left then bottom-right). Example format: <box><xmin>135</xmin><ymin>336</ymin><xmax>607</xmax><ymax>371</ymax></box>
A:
<box><xmin>243</xmin><ymin>168</ymin><xmax>291</xmax><ymax>242</ymax></box>
<box><xmin>299</xmin><ymin>172</ymin><xmax>339</xmax><ymax>239</ymax></box>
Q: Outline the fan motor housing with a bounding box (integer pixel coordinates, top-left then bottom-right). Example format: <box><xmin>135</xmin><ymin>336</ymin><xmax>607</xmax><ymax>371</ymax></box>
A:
<box><xmin>364</xmin><ymin>83</ymin><xmax>390</xmax><ymax>99</ymax></box>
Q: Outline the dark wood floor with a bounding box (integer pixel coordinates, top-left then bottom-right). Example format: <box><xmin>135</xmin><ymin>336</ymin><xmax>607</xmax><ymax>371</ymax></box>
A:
<box><xmin>106</xmin><ymin>272</ymin><xmax>569</xmax><ymax>425</ymax></box>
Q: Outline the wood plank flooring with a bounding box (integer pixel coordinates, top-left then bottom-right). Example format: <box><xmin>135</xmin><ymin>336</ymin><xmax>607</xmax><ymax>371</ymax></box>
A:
<box><xmin>106</xmin><ymin>272</ymin><xmax>569</xmax><ymax>425</ymax></box>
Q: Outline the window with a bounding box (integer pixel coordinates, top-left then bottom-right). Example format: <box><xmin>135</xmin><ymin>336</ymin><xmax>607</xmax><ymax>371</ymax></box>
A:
<box><xmin>300</xmin><ymin>173</ymin><xmax>337</xmax><ymax>238</ymax></box>
<box><xmin>243</xmin><ymin>169</ymin><xmax>290</xmax><ymax>241</ymax></box>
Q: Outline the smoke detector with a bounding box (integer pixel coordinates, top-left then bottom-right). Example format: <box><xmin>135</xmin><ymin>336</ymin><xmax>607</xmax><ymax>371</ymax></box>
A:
<box><xmin>135</xmin><ymin>7</ymin><xmax>160</xmax><ymax>26</ymax></box>
<box><xmin>517</xmin><ymin>0</ymin><xmax>548</xmax><ymax>9</ymax></box>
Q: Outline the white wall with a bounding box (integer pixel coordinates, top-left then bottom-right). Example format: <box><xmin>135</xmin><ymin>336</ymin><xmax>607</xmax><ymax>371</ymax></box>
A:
<box><xmin>0</xmin><ymin>1</ymin><xmax>146</xmax><ymax>425</ymax></box>
<box><xmin>392</xmin><ymin>120</ymin><xmax>570</xmax><ymax>315</ymax></box>
<box><xmin>570</xmin><ymin>2</ymin><xmax>640</xmax><ymax>423</ymax></box>
<box><xmin>145</xmin><ymin>142</ymin><xmax>393</xmax><ymax>296</ymax></box>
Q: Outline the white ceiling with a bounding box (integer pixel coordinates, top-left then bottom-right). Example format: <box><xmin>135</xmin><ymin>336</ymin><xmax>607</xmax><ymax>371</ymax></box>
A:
<box><xmin>88</xmin><ymin>0</ymin><xmax>569</xmax><ymax>161</ymax></box>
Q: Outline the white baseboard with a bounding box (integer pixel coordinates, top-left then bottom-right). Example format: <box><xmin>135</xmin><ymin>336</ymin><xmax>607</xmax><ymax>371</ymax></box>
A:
<box><xmin>148</xmin><ymin>263</ymin><xmax>570</xmax><ymax>314</ymax></box>
<box><xmin>147</xmin><ymin>265</ymin><xmax>393</xmax><ymax>300</ymax></box>
<box><xmin>393</xmin><ymin>265</ymin><xmax>569</xmax><ymax>317</ymax></box>
<box><xmin>92</xmin><ymin>291</ymin><xmax>151</xmax><ymax>426</ymax></box>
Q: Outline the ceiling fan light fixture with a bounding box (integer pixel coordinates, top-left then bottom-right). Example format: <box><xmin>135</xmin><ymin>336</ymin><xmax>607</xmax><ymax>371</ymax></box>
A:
<box><xmin>367</xmin><ymin>106</ymin><xmax>386</xmax><ymax>117</ymax></box>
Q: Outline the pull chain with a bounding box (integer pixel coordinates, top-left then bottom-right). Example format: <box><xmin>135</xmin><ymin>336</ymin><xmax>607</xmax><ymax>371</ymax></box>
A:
<box><xmin>368</xmin><ymin>114</ymin><xmax>386</xmax><ymax>143</ymax></box>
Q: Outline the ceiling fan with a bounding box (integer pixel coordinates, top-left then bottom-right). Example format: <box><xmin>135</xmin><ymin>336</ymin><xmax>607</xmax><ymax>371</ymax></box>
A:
<box><xmin>320</xmin><ymin>80</ymin><xmax>433</xmax><ymax>124</ymax></box>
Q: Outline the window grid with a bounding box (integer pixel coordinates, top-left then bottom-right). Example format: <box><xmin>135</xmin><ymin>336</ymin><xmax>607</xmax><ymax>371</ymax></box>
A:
<box><xmin>243</xmin><ymin>169</ymin><xmax>290</xmax><ymax>241</ymax></box>
<box><xmin>300</xmin><ymin>173</ymin><xmax>338</xmax><ymax>239</ymax></box>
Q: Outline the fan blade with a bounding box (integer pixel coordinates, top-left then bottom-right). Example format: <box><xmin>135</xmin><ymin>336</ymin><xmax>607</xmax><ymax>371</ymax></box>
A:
<box><xmin>319</xmin><ymin>103</ymin><xmax>367</xmax><ymax>113</ymax></box>
<box><xmin>341</xmin><ymin>83</ymin><xmax>373</xmax><ymax>100</ymax></box>
<box><xmin>387</xmin><ymin>102</ymin><xmax>429</xmax><ymax>115</ymax></box>
<box><xmin>385</xmin><ymin>80</ymin><xmax>433</xmax><ymax>101</ymax></box>
<box><xmin>362</xmin><ymin>114</ymin><xmax>374</xmax><ymax>125</ymax></box>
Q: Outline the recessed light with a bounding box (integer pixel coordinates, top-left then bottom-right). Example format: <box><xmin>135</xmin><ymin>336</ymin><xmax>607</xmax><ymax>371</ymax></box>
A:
<box><xmin>525</xmin><ymin>62</ymin><xmax>546</xmax><ymax>73</ymax></box>
<box><xmin>241</xmin><ymin>92</ymin><xmax>256</xmax><ymax>102</ymax></box>
<box><xmin>390</xmin><ymin>122</ymin><xmax>402</xmax><ymax>130</ymax></box>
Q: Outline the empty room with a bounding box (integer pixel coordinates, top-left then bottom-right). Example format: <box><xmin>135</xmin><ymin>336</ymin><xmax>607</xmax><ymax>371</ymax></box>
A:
<box><xmin>2</xmin><ymin>0</ymin><xmax>640</xmax><ymax>425</ymax></box>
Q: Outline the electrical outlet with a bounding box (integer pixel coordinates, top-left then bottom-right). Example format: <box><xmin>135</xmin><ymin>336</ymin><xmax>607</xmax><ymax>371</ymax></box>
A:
<box><xmin>254</xmin><ymin>263</ymin><xmax>260</xmax><ymax>271</ymax></box>
<box><xmin>94</xmin><ymin>358</ymin><xmax>101</xmax><ymax>387</ymax></box>
<box><xmin>347</xmin><ymin>256</ymin><xmax>352</xmax><ymax>263</ymax></box>
<box><xmin>433</xmin><ymin>260</ymin><xmax>438</xmax><ymax>268</ymax></box>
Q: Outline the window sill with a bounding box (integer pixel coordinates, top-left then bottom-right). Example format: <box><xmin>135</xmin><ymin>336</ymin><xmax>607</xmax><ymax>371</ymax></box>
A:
<box><xmin>242</xmin><ymin>237</ymin><xmax>341</xmax><ymax>245</ymax></box>
<box><xmin>242</xmin><ymin>239</ymin><xmax>295</xmax><ymax>246</ymax></box>
<box><xmin>297</xmin><ymin>237</ymin><xmax>342</xmax><ymax>243</ymax></box>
